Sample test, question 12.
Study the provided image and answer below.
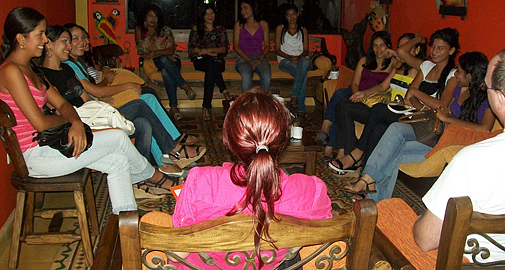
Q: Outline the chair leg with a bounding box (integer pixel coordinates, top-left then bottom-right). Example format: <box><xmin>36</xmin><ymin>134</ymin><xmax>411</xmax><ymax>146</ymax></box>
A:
<box><xmin>74</xmin><ymin>191</ymin><xmax>94</xmax><ymax>267</ymax></box>
<box><xmin>23</xmin><ymin>192</ymin><xmax>34</xmax><ymax>236</ymax></box>
<box><xmin>34</xmin><ymin>192</ymin><xmax>45</xmax><ymax>209</ymax></box>
<box><xmin>84</xmin><ymin>174</ymin><xmax>100</xmax><ymax>236</ymax></box>
<box><xmin>9</xmin><ymin>191</ymin><xmax>26</xmax><ymax>270</ymax></box>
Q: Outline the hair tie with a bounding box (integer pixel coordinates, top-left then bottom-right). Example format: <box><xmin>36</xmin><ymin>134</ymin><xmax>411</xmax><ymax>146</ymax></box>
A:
<box><xmin>256</xmin><ymin>145</ymin><xmax>269</xmax><ymax>154</ymax></box>
<box><xmin>2</xmin><ymin>34</ymin><xmax>11</xmax><ymax>46</ymax></box>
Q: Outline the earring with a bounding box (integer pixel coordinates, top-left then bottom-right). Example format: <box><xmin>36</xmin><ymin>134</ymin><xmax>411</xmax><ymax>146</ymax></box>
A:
<box><xmin>20</xmin><ymin>44</ymin><xmax>25</xmax><ymax>49</ymax></box>
<box><xmin>47</xmin><ymin>50</ymin><xmax>53</xmax><ymax>58</ymax></box>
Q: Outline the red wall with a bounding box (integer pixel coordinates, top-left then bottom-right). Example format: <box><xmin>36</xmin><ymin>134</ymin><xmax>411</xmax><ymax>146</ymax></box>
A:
<box><xmin>341</xmin><ymin>0</ymin><xmax>505</xmax><ymax>61</ymax></box>
<box><xmin>0</xmin><ymin>2</ymin><xmax>75</xmax><ymax>228</ymax></box>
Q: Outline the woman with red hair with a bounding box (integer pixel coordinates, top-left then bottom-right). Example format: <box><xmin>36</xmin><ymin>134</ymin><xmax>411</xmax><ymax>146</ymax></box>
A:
<box><xmin>141</xmin><ymin>88</ymin><xmax>332</xmax><ymax>269</ymax></box>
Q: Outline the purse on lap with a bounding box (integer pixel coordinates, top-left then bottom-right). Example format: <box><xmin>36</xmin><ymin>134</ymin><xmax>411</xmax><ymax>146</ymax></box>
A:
<box><xmin>361</xmin><ymin>89</ymin><xmax>392</xmax><ymax>108</ymax></box>
<box><xmin>33</xmin><ymin>122</ymin><xmax>93</xmax><ymax>158</ymax></box>
<box><xmin>398</xmin><ymin>107</ymin><xmax>445</xmax><ymax>147</ymax></box>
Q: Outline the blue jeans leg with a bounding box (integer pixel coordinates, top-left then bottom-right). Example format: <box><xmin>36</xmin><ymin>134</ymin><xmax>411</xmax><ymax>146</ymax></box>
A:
<box><xmin>23</xmin><ymin>129</ymin><xmax>155</xmax><ymax>214</ymax></box>
<box><xmin>255</xmin><ymin>57</ymin><xmax>272</xmax><ymax>91</ymax></box>
<box><xmin>236</xmin><ymin>57</ymin><xmax>254</xmax><ymax>92</ymax></box>
<box><xmin>154</xmin><ymin>56</ymin><xmax>187</xmax><ymax>108</ymax></box>
<box><xmin>324</xmin><ymin>88</ymin><xmax>352</xmax><ymax>122</ymax></box>
<box><xmin>363</xmin><ymin>122</ymin><xmax>433</xmax><ymax>203</ymax></box>
<box><xmin>130</xmin><ymin>117</ymin><xmax>152</xmax><ymax>163</ymax></box>
<box><xmin>279</xmin><ymin>58</ymin><xmax>311</xmax><ymax>112</ymax></box>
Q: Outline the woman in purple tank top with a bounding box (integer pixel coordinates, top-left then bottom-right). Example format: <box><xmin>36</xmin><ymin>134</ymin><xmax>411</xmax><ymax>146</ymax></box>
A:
<box><xmin>233</xmin><ymin>0</ymin><xmax>271</xmax><ymax>92</ymax></box>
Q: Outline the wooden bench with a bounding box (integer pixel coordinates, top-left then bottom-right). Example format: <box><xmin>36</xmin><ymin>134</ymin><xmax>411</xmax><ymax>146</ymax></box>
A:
<box><xmin>138</xmin><ymin>31</ymin><xmax>336</xmax><ymax>103</ymax></box>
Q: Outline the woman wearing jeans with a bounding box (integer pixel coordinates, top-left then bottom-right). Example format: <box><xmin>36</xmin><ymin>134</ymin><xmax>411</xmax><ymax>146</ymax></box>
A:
<box><xmin>233</xmin><ymin>0</ymin><xmax>271</xmax><ymax>92</ymax></box>
<box><xmin>275</xmin><ymin>4</ymin><xmax>310</xmax><ymax>117</ymax></box>
<box><xmin>135</xmin><ymin>3</ymin><xmax>196</xmax><ymax>120</ymax></box>
<box><xmin>189</xmin><ymin>4</ymin><xmax>232</xmax><ymax>121</ymax></box>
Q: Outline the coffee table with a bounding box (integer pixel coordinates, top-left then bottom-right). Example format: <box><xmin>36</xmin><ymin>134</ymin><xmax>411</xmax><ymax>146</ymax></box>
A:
<box><xmin>280</xmin><ymin>130</ymin><xmax>320</xmax><ymax>176</ymax></box>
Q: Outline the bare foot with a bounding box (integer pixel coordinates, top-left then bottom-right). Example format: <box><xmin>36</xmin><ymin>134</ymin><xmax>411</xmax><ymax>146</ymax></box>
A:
<box><xmin>323</xmin><ymin>146</ymin><xmax>334</xmax><ymax>158</ymax></box>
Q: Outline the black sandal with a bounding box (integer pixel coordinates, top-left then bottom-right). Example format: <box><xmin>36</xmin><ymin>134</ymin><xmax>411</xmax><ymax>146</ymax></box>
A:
<box><xmin>328</xmin><ymin>152</ymin><xmax>363</xmax><ymax>174</ymax></box>
<box><xmin>345</xmin><ymin>178</ymin><xmax>377</xmax><ymax>195</ymax></box>
<box><xmin>135</xmin><ymin>173</ymin><xmax>182</xmax><ymax>195</ymax></box>
<box><xmin>169</xmin><ymin>145</ymin><xmax>207</xmax><ymax>168</ymax></box>
<box><xmin>177</xmin><ymin>133</ymin><xmax>200</xmax><ymax>146</ymax></box>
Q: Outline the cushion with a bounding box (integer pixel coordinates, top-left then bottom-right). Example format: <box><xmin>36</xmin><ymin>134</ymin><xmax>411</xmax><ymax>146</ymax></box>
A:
<box><xmin>143</xmin><ymin>58</ymin><xmax>158</xmax><ymax>76</ymax></box>
<box><xmin>97</xmin><ymin>68</ymin><xmax>143</xmax><ymax>108</ymax></box>
<box><xmin>425</xmin><ymin>123</ymin><xmax>502</xmax><ymax>159</ymax></box>
<box><xmin>399</xmin><ymin>145</ymin><xmax>464</xmax><ymax>178</ymax></box>
<box><xmin>314</xmin><ymin>56</ymin><xmax>332</xmax><ymax>71</ymax></box>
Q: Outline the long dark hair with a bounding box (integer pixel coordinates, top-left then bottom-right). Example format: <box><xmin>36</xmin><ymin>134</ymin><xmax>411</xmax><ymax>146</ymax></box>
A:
<box><xmin>280</xmin><ymin>4</ymin><xmax>303</xmax><ymax>45</ymax></box>
<box><xmin>238</xmin><ymin>0</ymin><xmax>260</xmax><ymax>26</ymax></box>
<box><xmin>1</xmin><ymin>7</ymin><xmax>49</xmax><ymax>89</ymax></box>
<box><xmin>396</xmin><ymin>32</ymin><xmax>427</xmax><ymax>75</ymax></box>
<box><xmin>196</xmin><ymin>4</ymin><xmax>217</xmax><ymax>38</ymax></box>
<box><xmin>429</xmin><ymin>28</ymin><xmax>460</xmax><ymax>97</ymax></box>
<box><xmin>137</xmin><ymin>3</ymin><xmax>164</xmax><ymax>36</ymax></box>
<box><xmin>458</xmin><ymin>52</ymin><xmax>489</xmax><ymax>123</ymax></box>
<box><xmin>36</xmin><ymin>25</ymin><xmax>71</xmax><ymax>66</ymax></box>
<box><xmin>362</xmin><ymin>31</ymin><xmax>392</xmax><ymax>71</ymax></box>
<box><xmin>223</xmin><ymin>88</ymin><xmax>290</xmax><ymax>269</ymax></box>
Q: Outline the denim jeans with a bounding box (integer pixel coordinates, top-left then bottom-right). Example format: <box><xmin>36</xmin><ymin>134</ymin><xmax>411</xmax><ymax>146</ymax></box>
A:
<box><xmin>362</xmin><ymin>122</ymin><xmax>433</xmax><ymax>203</ymax></box>
<box><xmin>323</xmin><ymin>88</ymin><xmax>353</xmax><ymax>147</ymax></box>
<box><xmin>118</xmin><ymin>99</ymin><xmax>177</xmax><ymax>161</ymax></box>
<box><xmin>279</xmin><ymin>57</ymin><xmax>311</xmax><ymax>112</ymax></box>
<box><xmin>24</xmin><ymin>129</ymin><xmax>155</xmax><ymax>214</ymax></box>
<box><xmin>140</xmin><ymin>91</ymin><xmax>182</xmax><ymax>166</ymax></box>
<box><xmin>153</xmin><ymin>55</ymin><xmax>187</xmax><ymax>108</ymax></box>
<box><xmin>333</xmin><ymin>100</ymin><xmax>369</xmax><ymax>153</ymax></box>
<box><xmin>235</xmin><ymin>56</ymin><xmax>271</xmax><ymax>92</ymax></box>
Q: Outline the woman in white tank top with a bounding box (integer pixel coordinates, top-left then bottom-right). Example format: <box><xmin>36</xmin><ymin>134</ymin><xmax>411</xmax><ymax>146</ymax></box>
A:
<box><xmin>275</xmin><ymin>4</ymin><xmax>310</xmax><ymax>120</ymax></box>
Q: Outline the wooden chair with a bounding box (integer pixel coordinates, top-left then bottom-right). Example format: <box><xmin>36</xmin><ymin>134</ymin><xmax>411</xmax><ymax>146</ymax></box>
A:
<box><xmin>374</xmin><ymin>196</ymin><xmax>505</xmax><ymax>269</ymax></box>
<box><xmin>93</xmin><ymin>44</ymin><xmax>124</xmax><ymax>69</ymax></box>
<box><xmin>119</xmin><ymin>199</ymin><xmax>376</xmax><ymax>270</ymax></box>
<box><xmin>0</xmin><ymin>100</ymin><xmax>99</xmax><ymax>269</ymax></box>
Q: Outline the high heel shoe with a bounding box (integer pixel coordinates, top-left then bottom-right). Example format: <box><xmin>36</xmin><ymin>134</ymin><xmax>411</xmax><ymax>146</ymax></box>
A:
<box><xmin>344</xmin><ymin>178</ymin><xmax>376</xmax><ymax>195</ymax></box>
<box><xmin>328</xmin><ymin>152</ymin><xmax>363</xmax><ymax>174</ymax></box>
<box><xmin>163</xmin><ymin>145</ymin><xmax>207</xmax><ymax>169</ymax></box>
<box><xmin>203</xmin><ymin>107</ymin><xmax>211</xmax><ymax>121</ymax></box>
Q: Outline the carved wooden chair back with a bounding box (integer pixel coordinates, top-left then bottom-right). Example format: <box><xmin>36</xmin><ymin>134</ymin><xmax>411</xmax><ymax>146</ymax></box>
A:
<box><xmin>92</xmin><ymin>44</ymin><xmax>124</xmax><ymax>68</ymax></box>
<box><xmin>375</xmin><ymin>196</ymin><xmax>505</xmax><ymax>270</ymax></box>
<box><xmin>437</xmin><ymin>196</ymin><xmax>505</xmax><ymax>269</ymax></box>
<box><xmin>119</xmin><ymin>199</ymin><xmax>377</xmax><ymax>270</ymax></box>
<box><xmin>0</xmin><ymin>100</ymin><xmax>99</xmax><ymax>269</ymax></box>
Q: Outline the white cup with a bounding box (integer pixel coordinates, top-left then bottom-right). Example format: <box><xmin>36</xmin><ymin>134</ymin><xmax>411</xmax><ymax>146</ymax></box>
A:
<box><xmin>330</xmin><ymin>71</ymin><xmax>339</xmax><ymax>80</ymax></box>
<box><xmin>272</xmin><ymin>94</ymin><xmax>280</xmax><ymax>98</ymax></box>
<box><xmin>291</xmin><ymin>126</ymin><xmax>303</xmax><ymax>140</ymax></box>
<box><xmin>275</xmin><ymin>96</ymin><xmax>285</xmax><ymax>104</ymax></box>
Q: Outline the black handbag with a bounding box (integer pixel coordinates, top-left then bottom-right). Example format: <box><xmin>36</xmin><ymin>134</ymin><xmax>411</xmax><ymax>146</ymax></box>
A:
<box><xmin>32</xmin><ymin>122</ymin><xmax>93</xmax><ymax>158</ymax></box>
<box><xmin>398</xmin><ymin>109</ymin><xmax>445</xmax><ymax>147</ymax></box>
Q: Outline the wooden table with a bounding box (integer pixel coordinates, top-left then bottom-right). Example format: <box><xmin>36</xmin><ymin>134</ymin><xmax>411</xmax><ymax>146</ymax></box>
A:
<box><xmin>280</xmin><ymin>130</ymin><xmax>319</xmax><ymax>176</ymax></box>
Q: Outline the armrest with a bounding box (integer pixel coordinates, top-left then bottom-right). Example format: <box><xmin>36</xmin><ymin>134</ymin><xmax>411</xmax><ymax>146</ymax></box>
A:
<box><xmin>119</xmin><ymin>211</ymin><xmax>142</xmax><ymax>270</ymax></box>
<box><xmin>373</xmin><ymin>227</ymin><xmax>416</xmax><ymax>270</ymax></box>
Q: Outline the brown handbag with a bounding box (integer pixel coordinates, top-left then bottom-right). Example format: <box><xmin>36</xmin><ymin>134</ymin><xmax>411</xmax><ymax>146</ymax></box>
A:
<box><xmin>398</xmin><ymin>108</ymin><xmax>445</xmax><ymax>147</ymax></box>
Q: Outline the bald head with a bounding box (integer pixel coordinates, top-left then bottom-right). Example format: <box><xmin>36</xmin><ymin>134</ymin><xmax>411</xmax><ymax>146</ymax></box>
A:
<box><xmin>487</xmin><ymin>50</ymin><xmax>505</xmax><ymax>125</ymax></box>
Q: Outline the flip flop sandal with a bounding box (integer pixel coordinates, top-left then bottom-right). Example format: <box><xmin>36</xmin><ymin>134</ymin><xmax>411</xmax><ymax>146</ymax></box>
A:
<box><xmin>168</xmin><ymin>145</ymin><xmax>207</xmax><ymax>168</ymax></box>
<box><xmin>322</xmin><ymin>155</ymin><xmax>333</xmax><ymax>164</ymax></box>
<box><xmin>134</xmin><ymin>173</ymin><xmax>182</xmax><ymax>195</ymax></box>
<box><xmin>177</xmin><ymin>133</ymin><xmax>200</xmax><ymax>146</ymax></box>
<box><xmin>345</xmin><ymin>178</ymin><xmax>377</xmax><ymax>195</ymax></box>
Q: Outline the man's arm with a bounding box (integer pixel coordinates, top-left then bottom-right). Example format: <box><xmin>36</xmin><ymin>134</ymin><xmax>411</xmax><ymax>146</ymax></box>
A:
<box><xmin>413</xmin><ymin>209</ymin><xmax>444</xmax><ymax>251</ymax></box>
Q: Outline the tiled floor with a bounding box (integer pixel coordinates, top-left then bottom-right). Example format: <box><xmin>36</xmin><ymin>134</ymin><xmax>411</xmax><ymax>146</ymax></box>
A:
<box><xmin>0</xmin><ymin>102</ymin><xmax>428</xmax><ymax>269</ymax></box>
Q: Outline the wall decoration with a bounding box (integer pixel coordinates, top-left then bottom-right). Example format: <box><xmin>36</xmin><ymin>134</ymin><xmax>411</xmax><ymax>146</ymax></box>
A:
<box><xmin>94</xmin><ymin>9</ymin><xmax>120</xmax><ymax>44</ymax></box>
<box><xmin>437</xmin><ymin>0</ymin><xmax>467</xmax><ymax>20</ymax></box>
